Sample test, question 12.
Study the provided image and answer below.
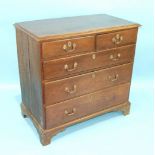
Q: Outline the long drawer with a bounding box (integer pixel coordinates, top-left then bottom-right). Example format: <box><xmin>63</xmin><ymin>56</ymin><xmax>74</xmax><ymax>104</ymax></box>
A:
<box><xmin>45</xmin><ymin>83</ymin><xmax>130</xmax><ymax>129</ymax></box>
<box><xmin>96</xmin><ymin>28</ymin><xmax>138</xmax><ymax>51</ymax></box>
<box><xmin>42</xmin><ymin>36</ymin><xmax>95</xmax><ymax>60</ymax></box>
<box><xmin>44</xmin><ymin>63</ymin><xmax>133</xmax><ymax>105</ymax></box>
<box><xmin>43</xmin><ymin>45</ymin><xmax>135</xmax><ymax>80</ymax></box>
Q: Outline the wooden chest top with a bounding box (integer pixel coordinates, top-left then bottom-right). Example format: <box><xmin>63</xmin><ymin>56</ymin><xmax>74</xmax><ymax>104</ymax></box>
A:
<box><xmin>15</xmin><ymin>14</ymin><xmax>140</xmax><ymax>40</ymax></box>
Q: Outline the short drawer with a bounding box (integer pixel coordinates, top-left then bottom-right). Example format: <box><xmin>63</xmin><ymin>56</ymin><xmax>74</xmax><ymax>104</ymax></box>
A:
<box><xmin>96</xmin><ymin>28</ymin><xmax>138</xmax><ymax>51</ymax></box>
<box><xmin>42</xmin><ymin>36</ymin><xmax>95</xmax><ymax>59</ymax></box>
<box><xmin>45</xmin><ymin>83</ymin><xmax>130</xmax><ymax>129</ymax></box>
<box><xmin>44</xmin><ymin>63</ymin><xmax>133</xmax><ymax>105</ymax></box>
<box><xmin>43</xmin><ymin>45</ymin><xmax>135</xmax><ymax>80</ymax></box>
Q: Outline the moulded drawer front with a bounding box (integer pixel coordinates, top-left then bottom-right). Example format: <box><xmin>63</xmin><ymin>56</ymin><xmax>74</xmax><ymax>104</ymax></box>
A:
<box><xmin>42</xmin><ymin>36</ymin><xmax>95</xmax><ymax>59</ymax></box>
<box><xmin>96</xmin><ymin>28</ymin><xmax>138</xmax><ymax>51</ymax></box>
<box><xmin>43</xmin><ymin>45</ymin><xmax>135</xmax><ymax>80</ymax></box>
<box><xmin>45</xmin><ymin>83</ymin><xmax>130</xmax><ymax>129</ymax></box>
<box><xmin>44</xmin><ymin>63</ymin><xmax>133</xmax><ymax>105</ymax></box>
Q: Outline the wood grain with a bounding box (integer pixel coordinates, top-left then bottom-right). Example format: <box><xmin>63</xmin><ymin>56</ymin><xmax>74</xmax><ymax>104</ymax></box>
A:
<box><xmin>97</xmin><ymin>28</ymin><xmax>138</xmax><ymax>50</ymax></box>
<box><xmin>44</xmin><ymin>63</ymin><xmax>133</xmax><ymax>105</ymax></box>
<box><xmin>16</xmin><ymin>29</ymin><xmax>45</xmax><ymax>128</ymax></box>
<box><xmin>28</xmin><ymin>36</ymin><xmax>45</xmax><ymax>128</ymax></box>
<box><xmin>45</xmin><ymin>83</ymin><xmax>130</xmax><ymax>129</ymax></box>
<box><xmin>15</xmin><ymin>14</ymin><xmax>140</xmax><ymax>145</ymax></box>
<box><xmin>42</xmin><ymin>36</ymin><xmax>95</xmax><ymax>60</ymax></box>
<box><xmin>43</xmin><ymin>45</ymin><xmax>135</xmax><ymax>80</ymax></box>
<box><xmin>14</xmin><ymin>14</ymin><xmax>140</xmax><ymax>41</ymax></box>
<box><xmin>16</xmin><ymin>29</ymin><xmax>32</xmax><ymax>116</ymax></box>
<box><xmin>21</xmin><ymin>101</ymin><xmax>130</xmax><ymax>145</ymax></box>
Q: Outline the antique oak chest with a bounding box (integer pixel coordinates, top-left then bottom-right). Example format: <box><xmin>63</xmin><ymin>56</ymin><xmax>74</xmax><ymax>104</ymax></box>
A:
<box><xmin>15</xmin><ymin>14</ymin><xmax>140</xmax><ymax>145</ymax></box>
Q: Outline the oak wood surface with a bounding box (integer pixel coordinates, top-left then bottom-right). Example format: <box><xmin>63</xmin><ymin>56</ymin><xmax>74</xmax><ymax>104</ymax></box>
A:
<box><xmin>45</xmin><ymin>83</ymin><xmax>130</xmax><ymax>129</ymax></box>
<box><xmin>42</xmin><ymin>36</ymin><xmax>95</xmax><ymax>60</ymax></box>
<box><xmin>44</xmin><ymin>63</ymin><xmax>133</xmax><ymax>105</ymax></box>
<box><xmin>43</xmin><ymin>45</ymin><xmax>135</xmax><ymax>80</ymax></box>
<box><xmin>14</xmin><ymin>14</ymin><xmax>140</xmax><ymax>41</ymax></box>
<box><xmin>16</xmin><ymin>29</ymin><xmax>31</xmax><ymax>112</ymax></box>
<box><xmin>15</xmin><ymin>14</ymin><xmax>140</xmax><ymax>145</ymax></box>
<box><xmin>16</xmin><ymin>29</ymin><xmax>45</xmax><ymax>128</ymax></box>
<box><xmin>28</xmin><ymin>36</ymin><xmax>45</xmax><ymax>128</ymax></box>
<box><xmin>21</xmin><ymin>101</ymin><xmax>130</xmax><ymax>145</ymax></box>
<box><xmin>96</xmin><ymin>28</ymin><xmax>138</xmax><ymax>50</ymax></box>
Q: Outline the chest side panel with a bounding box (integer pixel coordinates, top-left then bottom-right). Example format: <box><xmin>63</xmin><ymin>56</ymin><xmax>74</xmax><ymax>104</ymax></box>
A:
<box><xmin>16</xmin><ymin>28</ymin><xmax>45</xmax><ymax>128</ymax></box>
<box><xmin>16</xmin><ymin>29</ymin><xmax>32</xmax><ymax>113</ymax></box>
<box><xmin>28</xmin><ymin>36</ymin><xmax>45</xmax><ymax>128</ymax></box>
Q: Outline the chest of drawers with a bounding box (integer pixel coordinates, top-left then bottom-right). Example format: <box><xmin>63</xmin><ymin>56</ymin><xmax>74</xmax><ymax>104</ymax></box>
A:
<box><xmin>15</xmin><ymin>14</ymin><xmax>140</xmax><ymax>145</ymax></box>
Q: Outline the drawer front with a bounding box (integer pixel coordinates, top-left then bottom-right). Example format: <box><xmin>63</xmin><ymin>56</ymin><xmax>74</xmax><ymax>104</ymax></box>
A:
<box><xmin>96</xmin><ymin>28</ymin><xmax>138</xmax><ymax>51</ymax></box>
<box><xmin>44</xmin><ymin>63</ymin><xmax>133</xmax><ymax>105</ymax></box>
<box><xmin>43</xmin><ymin>45</ymin><xmax>135</xmax><ymax>80</ymax></box>
<box><xmin>42</xmin><ymin>36</ymin><xmax>95</xmax><ymax>59</ymax></box>
<box><xmin>45</xmin><ymin>83</ymin><xmax>130</xmax><ymax>129</ymax></box>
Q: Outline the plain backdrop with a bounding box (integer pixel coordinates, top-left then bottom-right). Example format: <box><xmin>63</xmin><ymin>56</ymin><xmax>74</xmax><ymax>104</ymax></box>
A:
<box><xmin>0</xmin><ymin>0</ymin><xmax>153</xmax><ymax>155</ymax></box>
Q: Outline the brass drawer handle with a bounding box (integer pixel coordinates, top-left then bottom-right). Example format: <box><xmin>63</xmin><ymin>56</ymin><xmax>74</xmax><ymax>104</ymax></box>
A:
<box><xmin>64</xmin><ymin>108</ymin><xmax>76</xmax><ymax>116</ymax></box>
<box><xmin>65</xmin><ymin>85</ymin><xmax>77</xmax><ymax>94</ymax></box>
<box><xmin>109</xmin><ymin>53</ymin><xmax>121</xmax><ymax>61</ymax></box>
<box><xmin>64</xmin><ymin>62</ymin><xmax>78</xmax><ymax>72</ymax></box>
<box><xmin>112</xmin><ymin>34</ymin><xmax>123</xmax><ymax>45</ymax></box>
<box><xmin>63</xmin><ymin>41</ymin><xmax>76</xmax><ymax>52</ymax></box>
<box><xmin>108</xmin><ymin>74</ymin><xmax>119</xmax><ymax>82</ymax></box>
